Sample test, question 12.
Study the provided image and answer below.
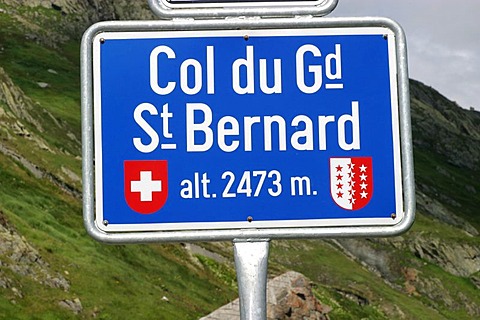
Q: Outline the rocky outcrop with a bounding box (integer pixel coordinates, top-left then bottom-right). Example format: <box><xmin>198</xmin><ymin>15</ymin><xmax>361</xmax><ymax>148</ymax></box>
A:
<box><xmin>2</xmin><ymin>0</ymin><xmax>155</xmax><ymax>20</ymax></box>
<box><xmin>333</xmin><ymin>235</ymin><xmax>480</xmax><ymax>317</ymax></box>
<box><xmin>332</xmin><ymin>239</ymin><xmax>399</xmax><ymax>282</ymax></box>
<box><xmin>402</xmin><ymin>267</ymin><xmax>480</xmax><ymax>317</ymax></box>
<box><xmin>410</xmin><ymin>79</ymin><xmax>480</xmax><ymax>170</ymax></box>
<box><xmin>335</xmin><ymin>234</ymin><xmax>480</xmax><ymax>284</ymax></box>
<box><xmin>0</xmin><ymin>143</ymin><xmax>81</xmax><ymax>198</ymax></box>
<box><xmin>0</xmin><ymin>0</ymin><xmax>155</xmax><ymax>47</ymax></box>
<box><xmin>201</xmin><ymin>271</ymin><xmax>331</xmax><ymax>320</ymax></box>
<box><xmin>416</xmin><ymin>191</ymin><xmax>478</xmax><ymax>236</ymax></box>
<box><xmin>0</xmin><ymin>210</ymin><xmax>70</xmax><ymax>292</ymax></box>
<box><xmin>58</xmin><ymin>298</ymin><xmax>83</xmax><ymax>314</ymax></box>
<box><xmin>0</xmin><ymin>67</ymin><xmax>81</xmax><ymax>197</ymax></box>
<box><xmin>0</xmin><ymin>66</ymin><xmax>65</xmax><ymax>151</ymax></box>
<box><xmin>408</xmin><ymin>235</ymin><xmax>480</xmax><ymax>278</ymax></box>
<box><xmin>0</xmin><ymin>66</ymin><xmax>44</xmax><ymax>133</ymax></box>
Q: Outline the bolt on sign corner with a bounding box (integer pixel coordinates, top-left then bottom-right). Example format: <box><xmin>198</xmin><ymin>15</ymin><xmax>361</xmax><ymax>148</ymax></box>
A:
<box><xmin>82</xmin><ymin>18</ymin><xmax>414</xmax><ymax>240</ymax></box>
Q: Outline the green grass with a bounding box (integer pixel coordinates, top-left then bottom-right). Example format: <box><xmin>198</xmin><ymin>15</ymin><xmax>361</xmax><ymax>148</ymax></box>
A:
<box><xmin>0</xmin><ymin>5</ymin><xmax>82</xmax><ymax>188</ymax></box>
<box><xmin>312</xmin><ymin>286</ymin><xmax>388</xmax><ymax>320</ymax></box>
<box><xmin>0</xmin><ymin>6</ymin><xmax>239</xmax><ymax>318</ymax></box>
<box><xmin>270</xmin><ymin>239</ymin><xmax>456</xmax><ymax>320</ymax></box>
<box><xmin>268</xmin><ymin>212</ymin><xmax>480</xmax><ymax>320</ymax></box>
<box><xmin>196</xmin><ymin>255</ymin><xmax>237</xmax><ymax>291</ymax></box>
<box><xmin>401</xmin><ymin>257</ymin><xmax>480</xmax><ymax>320</ymax></box>
<box><xmin>411</xmin><ymin>213</ymin><xmax>480</xmax><ymax>248</ymax></box>
<box><xmin>0</xmin><ymin>151</ymin><xmax>237</xmax><ymax>319</ymax></box>
<box><xmin>414</xmin><ymin>148</ymin><xmax>480</xmax><ymax>230</ymax></box>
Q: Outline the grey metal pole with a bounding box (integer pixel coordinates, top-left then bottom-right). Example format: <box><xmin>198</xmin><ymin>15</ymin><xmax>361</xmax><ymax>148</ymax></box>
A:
<box><xmin>233</xmin><ymin>239</ymin><xmax>270</xmax><ymax>320</ymax></box>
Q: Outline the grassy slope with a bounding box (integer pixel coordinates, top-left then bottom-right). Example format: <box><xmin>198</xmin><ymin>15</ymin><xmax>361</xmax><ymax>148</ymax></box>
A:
<box><xmin>410</xmin><ymin>87</ymin><xmax>480</xmax><ymax>230</ymax></box>
<box><xmin>0</xmin><ymin>6</ymin><xmax>237</xmax><ymax>319</ymax></box>
<box><xmin>414</xmin><ymin>147</ymin><xmax>480</xmax><ymax>230</ymax></box>
<box><xmin>0</xmin><ymin>149</ymin><xmax>237</xmax><ymax>319</ymax></box>
<box><xmin>270</xmin><ymin>207</ymin><xmax>480</xmax><ymax>319</ymax></box>
<box><xmin>0</xmin><ymin>3</ymin><xmax>478</xmax><ymax>319</ymax></box>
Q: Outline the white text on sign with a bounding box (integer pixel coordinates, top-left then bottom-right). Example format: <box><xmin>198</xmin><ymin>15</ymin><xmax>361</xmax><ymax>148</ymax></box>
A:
<box><xmin>133</xmin><ymin>101</ymin><xmax>360</xmax><ymax>153</ymax></box>
<box><xmin>149</xmin><ymin>44</ymin><xmax>343</xmax><ymax>95</ymax></box>
<box><xmin>133</xmin><ymin>41</ymin><xmax>360</xmax><ymax>154</ymax></box>
<box><xmin>179</xmin><ymin>169</ymin><xmax>318</xmax><ymax>199</ymax></box>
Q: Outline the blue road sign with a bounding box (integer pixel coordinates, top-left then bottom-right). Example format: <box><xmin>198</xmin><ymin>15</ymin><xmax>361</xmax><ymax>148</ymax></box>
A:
<box><xmin>92</xmin><ymin>27</ymin><xmax>405</xmax><ymax>232</ymax></box>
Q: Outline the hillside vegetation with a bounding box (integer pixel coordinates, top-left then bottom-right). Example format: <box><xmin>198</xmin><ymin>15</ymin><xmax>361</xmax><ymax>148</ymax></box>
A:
<box><xmin>0</xmin><ymin>1</ymin><xmax>479</xmax><ymax>319</ymax></box>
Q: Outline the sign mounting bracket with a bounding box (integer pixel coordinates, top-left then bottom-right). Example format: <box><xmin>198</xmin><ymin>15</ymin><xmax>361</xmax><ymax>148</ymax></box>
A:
<box><xmin>147</xmin><ymin>0</ymin><xmax>339</xmax><ymax>20</ymax></box>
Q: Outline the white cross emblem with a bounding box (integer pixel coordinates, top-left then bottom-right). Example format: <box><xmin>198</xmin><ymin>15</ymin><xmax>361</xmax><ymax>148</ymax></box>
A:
<box><xmin>130</xmin><ymin>171</ymin><xmax>162</xmax><ymax>202</ymax></box>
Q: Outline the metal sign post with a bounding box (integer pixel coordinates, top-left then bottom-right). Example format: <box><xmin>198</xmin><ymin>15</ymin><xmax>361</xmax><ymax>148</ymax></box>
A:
<box><xmin>234</xmin><ymin>239</ymin><xmax>270</xmax><ymax>320</ymax></box>
<box><xmin>81</xmin><ymin>16</ymin><xmax>414</xmax><ymax>320</ymax></box>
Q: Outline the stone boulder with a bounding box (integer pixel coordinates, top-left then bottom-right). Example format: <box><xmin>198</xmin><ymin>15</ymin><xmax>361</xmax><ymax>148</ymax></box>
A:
<box><xmin>201</xmin><ymin>271</ymin><xmax>330</xmax><ymax>320</ymax></box>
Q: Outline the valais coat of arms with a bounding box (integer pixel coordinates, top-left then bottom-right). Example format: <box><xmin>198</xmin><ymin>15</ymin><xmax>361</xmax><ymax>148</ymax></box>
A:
<box><xmin>330</xmin><ymin>157</ymin><xmax>373</xmax><ymax>210</ymax></box>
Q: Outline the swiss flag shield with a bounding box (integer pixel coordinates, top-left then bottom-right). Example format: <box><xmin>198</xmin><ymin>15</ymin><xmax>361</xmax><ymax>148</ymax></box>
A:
<box><xmin>330</xmin><ymin>157</ymin><xmax>373</xmax><ymax>210</ymax></box>
<box><xmin>124</xmin><ymin>160</ymin><xmax>168</xmax><ymax>214</ymax></box>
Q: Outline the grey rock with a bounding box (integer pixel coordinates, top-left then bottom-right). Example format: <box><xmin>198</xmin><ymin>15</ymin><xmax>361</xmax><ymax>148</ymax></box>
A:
<box><xmin>58</xmin><ymin>298</ymin><xmax>83</xmax><ymax>314</ymax></box>
<box><xmin>470</xmin><ymin>275</ymin><xmax>480</xmax><ymax>290</ymax></box>
<box><xmin>0</xmin><ymin>211</ymin><xmax>70</xmax><ymax>292</ymax></box>
<box><xmin>409</xmin><ymin>235</ymin><xmax>480</xmax><ymax>277</ymax></box>
<box><xmin>416</xmin><ymin>191</ymin><xmax>478</xmax><ymax>236</ymax></box>
<box><xmin>201</xmin><ymin>271</ymin><xmax>330</xmax><ymax>320</ymax></box>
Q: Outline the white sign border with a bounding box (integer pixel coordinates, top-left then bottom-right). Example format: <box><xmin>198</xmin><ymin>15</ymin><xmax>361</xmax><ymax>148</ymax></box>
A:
<box><xmin>92</xmin><ymin>27</ymin><xmax>402</xmax><ymax>233</ymax></box>
<box><xmin>81</xmin><ymin>17</ymin><xmax>415</xmax><ymax>243</ymax></box>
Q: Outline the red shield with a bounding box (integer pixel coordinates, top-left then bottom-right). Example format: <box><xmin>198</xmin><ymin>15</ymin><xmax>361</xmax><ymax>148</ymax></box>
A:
<box><xmin>124</xmin><ymin>160</ymin><xmax>168</xmax><ymax>214</ymax></box>
<box><xmin>330</xmin><ymin>157</ymin><xmax>373</xmax><ymax>210</ymax></box>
